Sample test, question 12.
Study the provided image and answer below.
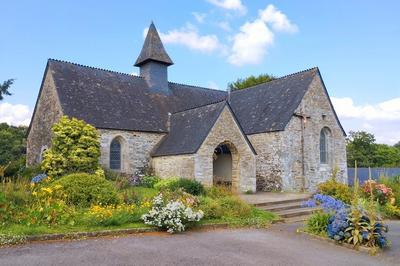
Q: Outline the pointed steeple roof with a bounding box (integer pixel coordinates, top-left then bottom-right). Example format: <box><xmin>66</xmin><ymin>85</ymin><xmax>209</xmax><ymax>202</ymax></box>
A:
<box><xmin>134</xmin><ymin>22</ymin><xmax>173</xmax><ymax>67</ymax></box>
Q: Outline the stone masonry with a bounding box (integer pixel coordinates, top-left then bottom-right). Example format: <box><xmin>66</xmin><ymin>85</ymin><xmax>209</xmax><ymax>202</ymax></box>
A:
<box><xmin>99</xmin><ymin>129</ymin><xmax>165</xmax><ymax>175</ymax></box>
<box><xmin>27</xmin><ymin>72</ymin><xmax>63</xmax><ymax>165</ymax></box>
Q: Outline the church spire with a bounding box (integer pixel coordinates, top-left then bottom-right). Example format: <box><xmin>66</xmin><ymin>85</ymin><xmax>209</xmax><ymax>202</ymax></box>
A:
<box><xmin>134</xmin><ymin>22</ymin><xmax>173</xmax><ymax>67</ymax></box>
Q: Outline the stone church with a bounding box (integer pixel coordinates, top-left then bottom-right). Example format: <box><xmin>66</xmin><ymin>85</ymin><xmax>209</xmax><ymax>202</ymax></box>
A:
<box><xmin>27</xmin><ymin>23</ymin><xmax>347</xmax><ymax>193</ymax></box>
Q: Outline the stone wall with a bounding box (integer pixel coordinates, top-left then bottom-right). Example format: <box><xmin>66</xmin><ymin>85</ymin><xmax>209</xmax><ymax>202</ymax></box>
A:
<box><xmin>27</xmin><ymin>71</ymin><xmax>63</xmax><ymax>165</ymax></box>
<box><xmin>152</xmin><ymin>154</ymin><xmax>195</xmax><ymax>179</ymax></box>
<box><xmin>195</xmin><ymin>106</ymin><xmax>256</xmax><ymax>192</ymax></box>
<box><xmin>99</xmin><ymin>129</ymin><xmax>165</xmax><ymax>175</ymax></box>
<box><xmin>248</xmin><ymin>132</ymin><xmax>284</xmax><ymax>191</ymax></box>
<box><xmin>249</xmin><ymin>74</ymin><xmax>347</xmax><ymax>192</ymax></box>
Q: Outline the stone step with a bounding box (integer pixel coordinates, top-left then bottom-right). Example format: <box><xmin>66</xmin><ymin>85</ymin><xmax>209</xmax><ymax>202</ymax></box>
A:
<box><xmin>253</xmin><ymin>197</ymin><xmax>309</xmax><ymax>207</ymax></box>
<box><xmin>275</xmin><ymin>207</ymin><xmax>320</xmax><ymax>219</ymax></box>
<box><xmin>259</xmin><ymin>201</ymin><xmax>304</xmax><ymax>212</ymax></box>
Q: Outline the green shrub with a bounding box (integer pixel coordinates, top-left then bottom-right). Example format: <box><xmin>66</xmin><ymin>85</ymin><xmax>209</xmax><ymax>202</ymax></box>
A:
<box><xmin>205</xmin><ymin>186</ymin><xmax>232</xmax><ymax>199</ymax></box>
<box><xmin>120</xmin><ymin>187</ymin><xmax>158</xmax><ymax>205</ymax></box>
<box><xmin>103</xmin><ymin>168</ymin><xmax>123</xmax><ymax>181</ymax></box>
<box><xmin>41</xmin><ymin>116</ymin><xmax>101</xmax><ymax>177</ymax></box>
<box><xmin>140</xmin><ymin>176</ymin><xmax>161</xmax><ymax>188</ymax></box>
<box><xmin>154</xmin><ymin>177</ymin><xmax>179</xmax><ymax>190</ymax></box>
<box><xmin>52</xmin><ymin>173</ymin><xmax>120</xmax><ymax>207</ymax></box>
<box><xmin>4</xmin><ymin>157</ymin><xmax>26</xmax><ymax>179</ymax></box>
<box><xmin>381</xmin><ymin>203</ymin><xmax>400</xmax><ymax>218</ymax></box>
<box><xmin>306</xmin><ymin>211</ymin><xmax>331</xmax><ymax>236</ymax></box>
<box><xmin>154</xmin><ymin>177</ymin><xmax>205</xmax><ymax>196</ymax></box>
<box><xmin>198</xmin><ymin>196</ymin><xmax>224</xmax><ymax>219</ymax></box>
<box><xmin>17</xmin><ymin>165</ymin><xmax>42</xmax><ymax>182</ymax></box>
<box><xmin>318</xmin><ymin>179</ymin><xmax>352</xmax><ymax>204</ymax></box>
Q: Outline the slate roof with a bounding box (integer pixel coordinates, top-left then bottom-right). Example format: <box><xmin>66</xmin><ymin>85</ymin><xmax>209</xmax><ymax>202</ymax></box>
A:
<box><xmin>152</xmin><ymin>101</ymin><xmax>256</xmax><ymax>156</ymax></box>
<box><xmin>134</xmin><ymin>22</ymin><xmax>173</xmax><ymax>66</ymax></box>
<box><xmin>46</xmin><ymin>59</ymin><xmax>227</xmax><ymax>132</ymax></box>
<box><xmin>229</xmin><ymin>68</ymin><xmax>319</xmax><ymax>134</ymax></box>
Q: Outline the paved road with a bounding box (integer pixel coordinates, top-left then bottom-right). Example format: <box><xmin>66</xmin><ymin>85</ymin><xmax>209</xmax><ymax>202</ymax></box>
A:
<box><xmin>0</xmin><ymin>221</ymin><xmax>398</xmax><ymax>266</ymax></box>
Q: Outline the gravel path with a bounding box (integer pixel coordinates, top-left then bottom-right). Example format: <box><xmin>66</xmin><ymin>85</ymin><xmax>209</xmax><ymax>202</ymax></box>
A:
<box><xmin>0</xmin><ymin>221</ymin><xmax>398</xmax><ymax>266</ymax></box>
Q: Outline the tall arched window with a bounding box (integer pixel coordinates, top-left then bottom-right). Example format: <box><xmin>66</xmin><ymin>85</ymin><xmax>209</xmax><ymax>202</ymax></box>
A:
<box><xmin>320</xmin><ymin>127</ymin><xmax>330</xmax><ymax>164</ymax></box>
<box><xmin>110</xmin><ymin>138</ymin><xmax>121</xmax><ymax>170</ymax></box>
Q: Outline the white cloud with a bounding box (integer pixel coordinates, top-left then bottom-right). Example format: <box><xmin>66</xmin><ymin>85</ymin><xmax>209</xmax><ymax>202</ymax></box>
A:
<box><xmin>217</xmin><ymin>21</ymin><xmax>232</xmax><ymax>31</ymax></box>
<box><xmin>0</xmin><ymin>102</ymin><xmax>32</xmax><ymax>126</ymax></box>
<box><xmin>331</xmin><ymin>97</ymin><xmax>400</xmax><ymax>120</ymax></box>
<box><xmin>227</xmin><ymin>4</ymin><xmax>297</xmax><ymax>66</ymax></box>
<box><xmin>192</xmin><ymin>12</ymin><xmax>207</xmax><ymax>23</ymax></box>
<box><xmin>207</xmin><ymin>81</ymin><xmax>221</xmax><ymax>90</ymax></box>
<box><xmin>259</xmin><ymin>4</ymin><xmax>298</xmax><ymax>33</ymax></box>
<box><xmin>207</xmin><ymin>0</ymin><xmax>247</xmax><ymax>15</ymax></box>
<box><xmin>331</xmin><ymin>97</ymin><xmax>400</xmax><ymax>145</ymax></box>
<box><xmin>159</xmin><ymin>25</ymin><xmax>221</xmax><ymax>53</ymax></box>
<box><xmin>228</xmin><ymin>19</ymin><xmax>274</xmax><ymax>66</ymax></box>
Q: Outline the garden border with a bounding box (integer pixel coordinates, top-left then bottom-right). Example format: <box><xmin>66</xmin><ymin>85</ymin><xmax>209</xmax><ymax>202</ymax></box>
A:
<box><xmin>4</xmin><ymin>223</ymin><xmax>230</xmax><ymax>246</ymax></box>
<box><xmin>297</xmin><ymin>229</ymin><xmax>377</xmax><ymax>255</ymax></box>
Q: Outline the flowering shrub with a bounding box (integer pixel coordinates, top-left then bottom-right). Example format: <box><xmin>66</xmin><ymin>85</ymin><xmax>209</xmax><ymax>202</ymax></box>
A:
<box><xmin>318</xmin><ymin>179</ymin><xmax>352</xmax><ymax>204</ymax></box>
<box><xmin>28</xmin><ymin>184</ymin><xmax>76</xmax><ymax>226</ymax></box>
<box><xmin>362</xmin><ymin>180</ymin><xmax>394</xmax><ymax>205</ymax></box>
<box><xmin>142</xmin><ymin>193</ymin><xmax>204</xmax><ymax>233</ymax></box>
<box><xmin>302</xmin><ymin>194</ymin><xmax>347</xmax><ymax>213</ymax></box>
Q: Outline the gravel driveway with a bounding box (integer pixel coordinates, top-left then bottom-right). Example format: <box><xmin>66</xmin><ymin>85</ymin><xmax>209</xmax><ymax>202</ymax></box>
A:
<box><xmin>0</xmin><ymin>221</ymin><xmax>398</xmax><ymax>266</ymax></box>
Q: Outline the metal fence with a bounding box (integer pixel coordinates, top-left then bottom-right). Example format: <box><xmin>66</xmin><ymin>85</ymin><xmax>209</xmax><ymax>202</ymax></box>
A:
<box><xmin>347</xmin><ymin>168</ymin><xmax>400</xmax><ymax>186</ymax></box>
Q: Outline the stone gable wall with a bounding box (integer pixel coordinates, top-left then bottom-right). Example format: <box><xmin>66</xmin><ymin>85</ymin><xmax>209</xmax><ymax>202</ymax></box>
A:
<box><xmin>27</xmin><ymin>72</ymin><xmax>63</xmax><ymax>165</ymax></box>
<box><xmin>249</xmin><ymin>74</ymin><xmax>347</xmax><ymax>192</ymax></box>
<box><xmin>291</xmin><ymin>74</ymin><xmax>347</xmax><ymax>191</ymax></box>
<box><xmin>196</xmin><ymin>106</ymin><xmax>256</xmax><ymax>192</ymax></box>
<box><xmin>99</xmin><ymin>129</ymin><xmax>165</xmax><ymax>175</ymax></box>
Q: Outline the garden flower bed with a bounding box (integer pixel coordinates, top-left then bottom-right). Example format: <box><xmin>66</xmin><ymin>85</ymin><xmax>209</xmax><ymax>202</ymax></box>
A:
<box><xmin>300</xmin><ymin>173</ymin><xmax>398</xmax><ymax>253</ymax></box>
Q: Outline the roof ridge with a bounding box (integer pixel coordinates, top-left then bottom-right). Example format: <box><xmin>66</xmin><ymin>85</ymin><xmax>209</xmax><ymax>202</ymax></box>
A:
<box><xmin>172</xmin><ymin>99</ymin><xmax>227</xmax><ymax>115</ymax></box>
<box><xmin>48</xmin><ymin>58</ymin><xmax>145</xmax><ymax>79</ymax></box>
<box><xmin>231</xmin><ymin>67</ymin><xmax>318</xmax><ymax>93</ymax></box>
<box><xmin>168</xmin><ymin>80</ymin><xmax>228</xmax><ymax>93</ymax></box>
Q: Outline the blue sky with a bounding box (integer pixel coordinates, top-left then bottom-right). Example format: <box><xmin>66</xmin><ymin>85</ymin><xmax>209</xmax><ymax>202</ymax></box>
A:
<box><xmin>1</xmin><ymin>1</ymin><xmax>399</xmax><ymax>144</ymax></box>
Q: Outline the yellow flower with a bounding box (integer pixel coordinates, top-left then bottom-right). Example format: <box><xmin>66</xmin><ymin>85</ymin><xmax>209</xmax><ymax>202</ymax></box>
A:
<box><xmin>53</xmin><ymin>184</ymin><xmax>62</xmax><ymax>190</ymax></box>
<box><xmin>32</xmin><ymin>191</ymin><xmax>38</xmax><ymax>196</ymax></box>
<box><xmin>41</xmin><ymin>187</ymin><xmax>53</xmax><ymax>194</ymax></box>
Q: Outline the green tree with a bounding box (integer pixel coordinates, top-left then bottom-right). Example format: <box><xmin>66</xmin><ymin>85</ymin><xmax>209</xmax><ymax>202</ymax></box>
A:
<box><xmin>0</xmin><ymin>79</ymin><xmax>14</xmax><ymax>100</ymax></box>
<box><xmin>394</xmin><ymin>141</ymin><xmax>400</xmax><ymax>150</ymax></box>
<box><xmin>373</xmin><ymin>144</ymin><xmax>400</xmax><ymax>167</ymax></box>
<box><xmin>228</xmin><ymin>73</ymin><xmax>276</xmax><ymax>91</ymax></box>
<box><xmin>0</xmin><ymin>123</ymin><xmax>27</xmax><ymax>165</ymax></box>
<box><xmin>346</xmin><ymin>131</ymin><xmax>377</xmax><ymax>167</ymax></box>
<box><xmin>42</xmin><ymin>116</ymin><xmax>101</xmax><ymax>177</ymax></box>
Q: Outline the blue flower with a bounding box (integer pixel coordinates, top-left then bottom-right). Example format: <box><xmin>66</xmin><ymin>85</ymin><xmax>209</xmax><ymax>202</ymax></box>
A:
<box><xmin>31</xmin><ymin>173</ymin><xmax>47</xmax><ymax>184</ymax></box>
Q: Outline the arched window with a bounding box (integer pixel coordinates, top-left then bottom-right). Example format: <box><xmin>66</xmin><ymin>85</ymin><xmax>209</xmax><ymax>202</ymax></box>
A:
<box><xmin>320</xmin><ymin>128</ymin><xmax>330</xmax><ymax>164</ymax></box>
<box><xmin>110</xmin><ymin>138</ymin><xmax>121</xmax><ymax>170</ymax></box>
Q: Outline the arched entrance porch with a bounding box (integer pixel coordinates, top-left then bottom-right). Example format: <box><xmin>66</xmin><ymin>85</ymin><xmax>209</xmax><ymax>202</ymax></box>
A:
<box><xmin>212</xmin><ymin>141</ymin><xmax>239</xmax><ymax>192</ymax></box>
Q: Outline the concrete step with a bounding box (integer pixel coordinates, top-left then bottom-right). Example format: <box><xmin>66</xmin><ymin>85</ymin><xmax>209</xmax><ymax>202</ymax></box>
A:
<box><xmin>259</xmin><ymin>201</ymin><xmax>304</xmax><ymax>212</ymax></box>
<box><xmin>275</xmin><ymin>207</ymin><xmax>320</xmax><ymax>219</ymax></box>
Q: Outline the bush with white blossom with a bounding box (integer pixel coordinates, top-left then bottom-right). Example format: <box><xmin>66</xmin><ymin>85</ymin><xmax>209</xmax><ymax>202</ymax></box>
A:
<box><xmin>142</xmin><ymin>193</ymin><xmax>204</xmax><ymax>233</ymax></box>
